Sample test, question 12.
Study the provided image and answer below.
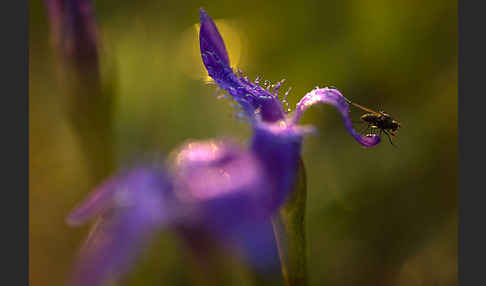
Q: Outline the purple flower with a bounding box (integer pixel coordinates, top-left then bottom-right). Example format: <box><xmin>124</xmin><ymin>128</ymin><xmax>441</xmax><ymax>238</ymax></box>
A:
<box><xmin>66</xmin><ymin>9</ymin><xmax>382</xmax><ymax>286</ymax></box>
<box><xmin>199</xmin><ymin>8</ymin><xmax>380</xmax><ymax>146</ymax></box>
<box><xmin>199</xmin><ymin>7</ymin><xmax>380</xmax><ymax>205</ymax></box>
<box><xmin>200</xmin><ymin>10</ymin><xmax>286</xmax><ymax>122</ymax></box>
<box><xmin>67</xmin><ymin>141</ymin><xmax>280</xmax><ymax>286</ymax></box>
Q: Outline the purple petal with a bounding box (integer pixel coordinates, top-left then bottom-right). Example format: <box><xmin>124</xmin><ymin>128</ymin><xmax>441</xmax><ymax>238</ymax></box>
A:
<box><xmin>174</xmin><ymin>219</ymin><xmax>280</xmax><ymax>275</ymax></box>
<box><xmin>172</xmin><ymin>140</ymin><xmax>281</xmax><ymax>271</ymax></box>
<box><xmin>66</xmin><ymin>169</ymin><xmax>130</xmax><ymax>226</ymax></box>
<box><xmin>237</xmin><ymin>76</ymin><xmax>287</xmax><ymax>122</ymax></box>
<box><xmin>70</xmin><ymin>208</ymin><xmax>156</xmax><ymax>286</ymax></box>
<box><xmin>67</xmin><ymin>167</ymin><xmax>172</xmax><ymax>286</ymax></box>
<box><xmin>229</xmin><ymin>219</ymin><xmax>281</xmax><ymax>272</ymax></box>
<box><xmin>199</xmin><ymin>8</ymin><xmax>231</xmax><ymax>78</ymax></box>
<box><xmin>171</xmin><ymin>140</ymin><xmax>275</xmax><ymax>231</ymax></box>
<box><xmin>250</xmin><ymin>121</ymin><xmax>304</xmax><ymax>208</ymax></box>
<box><xmin>293</xmin><ymin>87</ymin><xmax>381</xmax><ymax>147</ymax></box>
<box><xmin>199</xmin><ymin>9</ymin><xmax>285</xmax><ymax>122</ymax></box>
<box><xmin>66</xmin><ymin>167</ymin><xmax>168</xmax><ymax>226</ymax></box>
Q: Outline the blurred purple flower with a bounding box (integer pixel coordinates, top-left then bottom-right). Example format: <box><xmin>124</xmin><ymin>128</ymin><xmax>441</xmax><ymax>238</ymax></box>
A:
<box><xmin>66</xmin><ymin>167</ymin><xmax>172</xmax><ymax>286</ymax></box>
<box><xmin>44</xmin><ymin>0</ymin><xmax>99</xmax><ymax>66</ymax></box>
<box><xmin>67</xmin><ymin>140</ymin><xmax>280</xmax><ymax>286</ymax></box>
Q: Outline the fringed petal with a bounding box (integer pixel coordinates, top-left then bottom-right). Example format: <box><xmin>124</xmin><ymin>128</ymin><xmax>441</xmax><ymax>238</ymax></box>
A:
<box><xmin>199</xmin><ymin>9</ymin><xmax>285</xmax><ymax>122</ymax></box>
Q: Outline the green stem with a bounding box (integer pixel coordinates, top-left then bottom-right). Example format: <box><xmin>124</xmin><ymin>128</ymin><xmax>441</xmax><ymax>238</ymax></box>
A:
<box><xmin>272</xmin><ymin>158</ymin><xmax>308</xmax><ymax>286</ymax></box>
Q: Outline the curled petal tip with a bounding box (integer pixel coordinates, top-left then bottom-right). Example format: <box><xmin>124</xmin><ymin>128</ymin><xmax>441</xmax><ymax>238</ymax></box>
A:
<box><xmin>295</xmin><ymin>87</ymin><xmax>381</xmax><ymax>147</ymax></box>
<box><xmin>356</xmin><ymin>134</ymin><xmax>381</xmax><ymax>147</ymax></box>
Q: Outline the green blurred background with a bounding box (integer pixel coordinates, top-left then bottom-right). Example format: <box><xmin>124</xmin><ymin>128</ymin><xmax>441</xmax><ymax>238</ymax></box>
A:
<box><xmin>30</xmin><ymin>0</ymin><xmax>457</xmax><ymax>285</ymax></box>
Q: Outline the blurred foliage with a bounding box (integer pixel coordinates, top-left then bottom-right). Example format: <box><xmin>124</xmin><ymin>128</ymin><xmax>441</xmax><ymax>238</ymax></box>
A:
<box><xmin>30</xmin><ymin>0</ymin><xmax>457</xmax><ymax>285</ymax></box>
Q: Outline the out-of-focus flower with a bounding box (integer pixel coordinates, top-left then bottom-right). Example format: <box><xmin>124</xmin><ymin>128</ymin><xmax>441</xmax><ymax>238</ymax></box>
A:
<box><xmin>44</xmin><ymin>0</ymin><xmax>99</xmax><ymax>67</ymax></box>
<box><xmin>67</xmin><ymin>140</ymin><xmax>280</xmax><ymax>286</ymax></box>
<box><xmin>44</xmin><ymin>0</ymin><xmax>114</xmax><ymax>182</ymax></box>
<box><xmin>66</xmin><ymin>167</ymin><xmax>172</xmax><ymax>286</ymax></box>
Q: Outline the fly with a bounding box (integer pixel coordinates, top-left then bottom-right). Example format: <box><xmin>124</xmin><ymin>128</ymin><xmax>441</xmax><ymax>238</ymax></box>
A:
<box><xmin>343</xmin><ymin>96</ymin><xmax>401</xmax><ymax>147</ymax></box>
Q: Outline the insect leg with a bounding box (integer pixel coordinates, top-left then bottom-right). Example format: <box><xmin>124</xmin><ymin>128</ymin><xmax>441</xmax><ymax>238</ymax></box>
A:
<box><xmin>383</xmin><ymin>130</ymin><xmax>397</xmax><ymax>148</ymax></box>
